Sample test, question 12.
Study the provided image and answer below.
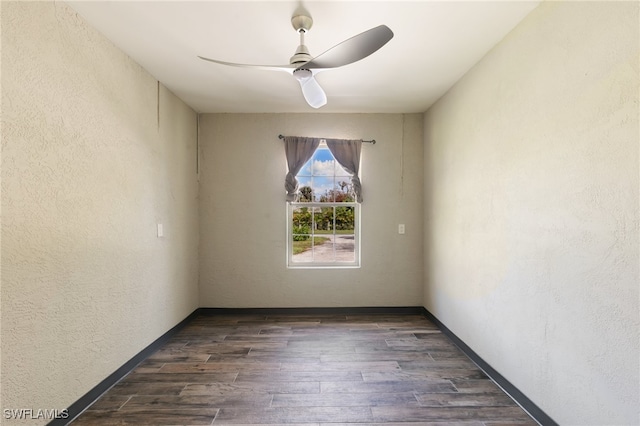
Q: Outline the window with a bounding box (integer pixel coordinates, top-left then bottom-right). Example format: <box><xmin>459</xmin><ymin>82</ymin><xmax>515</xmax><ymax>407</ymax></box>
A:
<box><xmin>287</xmin><ymin>141</ymin><xmax>360</xmax><ymax>268</ymax></box>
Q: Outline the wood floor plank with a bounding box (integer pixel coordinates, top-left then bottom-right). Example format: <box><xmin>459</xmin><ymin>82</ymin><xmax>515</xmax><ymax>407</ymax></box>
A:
<box><xmin>385</xmin><ymin>337</ymin><xmax>460</xmax><ymax>349</ymax></box>
<box><xmin>184</xmin><ymin>341</ymin><xmax>287</xmax><ymax>350</ymax></box>
<box><xmin>235</xmin><ymin>370</ymin><xmax>363</xmax><ymax>382</ymax></box>
<box><xmin>279</xmin><ymin>361</ymin><xmax>400</xmax><ymax>372</ymax></box>
<box><xmin>285</xmin><ymin>341</ymin><xmax>361</xmax><ymax>351</ymax></box>
<box><xmin>451</xmin><ymin>379</ymin><xmax>509</xmax><ymax>394</ymax></box>
<box><xmin>244</xmin><ymin>354</ymin><xmax>322</xmax><ymax>363</ymax></box>
<box><xmin>415</xmin><ymin>391</ymin><xmax>518</xmax><ymax>407</ymax></box>
<box><xmin>320</xmin><ymin>352</ymin><xmax>436</xmax><ymax>363</ymax></box>
<box><xmin>271</xmin><ymin>392</ymin><xmax>420</xmax><ymax>407</ymax></box>
<box><xmin>180</xmin><ymin>381</ymin><xmax>320</xmax><ymax>396</ymax></box>
<box><xmin>158</xmin><ymin>361</ymin><xmax>280</xmax><ymax>373</ymax></box>
<box><xmin>106</xmin><ymin>382</ymin><xmax>188</xmax><ymax>396</ymax></box>
<box><xmin>287</xmin><ymin>330</ymin><xmax>417</xmax><ymax>340</ymax></box>
<box><xmin>223</xmin><ymin>334</ymin><xmax>293</xmax><ymax>342</ymax></box>
<box><xmin>72</xmin><ymin>407</ymin><xmax>219</xmax><ymax>425</ymax></box>
<box><xmin>146</xmin><ymin>351</ymin><xmax>211</xmax><ymax>363</ymax></box>
<box><xmin>362</xmin><ymin>368</ymin><xmax>488</xmax><ymax>382</ymax></box>
<box><xmin>220</xmin><ymin>424</ymin><xmax>319</xmax><ymax>426</ymax></box>
<box><xmin>320</xmin><ymin>380</ymin><xmax>457</xmax><ymax>394</ymax></box>
<box><xmin>371</xmin><ymin>406</ymin><xmax>534</xmax><ymax>422</ymax></box>
<box><xmin>123</xmin><ymin>372</ymin><xmax>238</xmax><ymax>383</ymax></box>
<box><xmin>71</xmin><ymin>313</ymin><xmax>536</xmax><ymax>425</ymax></box>
<box><xmin>258</xmin><ymin>328</ymin><xmax>295</xmax><ymax>335</ymax></box>
<box><xmin>326</xmin><ymin>423</ymin><xmax>484</xmax><ymax>426</ymax></box>
<box><xmin>82</xmin><ymin>395</ymin><xmax>131</xmax><ymax>411</ymax></box>
<box><xmin>120</xmin><ymin>394</ymin><xmax>273</xmax><ymax>409</ymax></box>
<box><xmin>399</xmin><ymin>358</ymin><xmax>478</xmax><ymax>370</ymax></box>
<box><xmin>356</xmin><ymin>344</ymin><xmax>457</xmax><ymax>354</ymax></box>
<box><xmin>218</xmin><ymin>424</ymin><xmax>320</xmax><ymax>426</ymax></box>
<box><xmin>214</xmin><ymin>406</ymin><xmax>374</xmax><ymax>423</ymax></box>
<box><xmin>429</xmin><ymin>350</ymin><xmax>482</xmax><ymax>360</ymax></box>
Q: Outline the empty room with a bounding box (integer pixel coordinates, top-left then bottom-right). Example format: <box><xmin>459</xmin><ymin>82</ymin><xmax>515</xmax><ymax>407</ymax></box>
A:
<box><xmin>1</xmin><ymin>1</ymin><xmax>638</xmax><ymax>425</ymax></box>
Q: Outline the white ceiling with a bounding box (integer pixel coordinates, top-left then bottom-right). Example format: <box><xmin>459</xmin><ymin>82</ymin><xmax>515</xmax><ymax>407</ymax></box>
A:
<box><xmin>67</xmin><ymin>1</ymin><xmax>540</xmax><ymax>114</ymax></box>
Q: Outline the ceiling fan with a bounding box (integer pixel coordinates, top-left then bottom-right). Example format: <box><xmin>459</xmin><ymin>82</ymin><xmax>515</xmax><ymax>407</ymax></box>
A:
<box><xmin>198</xmin><ymin>14</ymin><xmax>394</xmax><ymax>109</ymax></box>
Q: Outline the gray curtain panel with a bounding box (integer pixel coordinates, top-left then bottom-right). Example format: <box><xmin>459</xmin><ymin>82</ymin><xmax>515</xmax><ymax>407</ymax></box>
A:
<box><xmin>284</xmin><ymin>136</ymin><xmax>321</xmax><ymax>201</ymax></box>
<box><xmin>326</xmin><ymin>139</ymin><xmax>363</xmax><ymax>202</ymax></box>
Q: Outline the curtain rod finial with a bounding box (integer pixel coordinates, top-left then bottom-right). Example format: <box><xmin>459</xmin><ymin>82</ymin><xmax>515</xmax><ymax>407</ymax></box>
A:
<box><xmin>278</xmin><ymin>134</ymin><xmax>285</xmax><ymax>139</ymax></box>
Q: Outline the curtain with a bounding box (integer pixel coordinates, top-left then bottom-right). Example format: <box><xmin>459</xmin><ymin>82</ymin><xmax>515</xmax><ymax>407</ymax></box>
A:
<box><xmin>326</xmin><ymin>139</ymin><xmax>363</xmax><ymax>202</ymax></box>
<box><xmin>284</xmin><ymin>136</ymin><xmax>320</xmax><ymax>201</ymax></box>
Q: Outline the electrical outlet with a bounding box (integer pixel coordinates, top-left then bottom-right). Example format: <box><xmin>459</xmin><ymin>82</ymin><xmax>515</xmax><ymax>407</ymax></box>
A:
<box><xmin>398</xmin><ymin>224</ymin><xmax>405</xmax><ymax>234</ymax></box>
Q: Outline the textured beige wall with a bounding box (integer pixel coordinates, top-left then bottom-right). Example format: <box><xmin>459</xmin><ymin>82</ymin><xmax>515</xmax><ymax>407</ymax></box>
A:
<box><xmin>199</xmin><ymin>113</ymin><xmax>423</xmax><ymax>307</ymax></box>
<box><xmin>423</xmin><ymin>2</ymin><xmax>639</xmax><ymax>424</ymax></box>
<box><xmin>1</xmin><ymin>2</ymin><xmax>199</xmax><ymax>423</ymax></box>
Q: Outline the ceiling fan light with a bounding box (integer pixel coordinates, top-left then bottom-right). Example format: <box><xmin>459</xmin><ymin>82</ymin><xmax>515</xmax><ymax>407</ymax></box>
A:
<box><xmin>293</xmin><ymin>69</ymin><xmax>313</xmax><ymax>81</ymax></box>
<box><xmin>298</xmin><ymin>74</ymin><xmax>327</xmax><ymax>108</ymax></box>
<box><xmin>305</xmin><ymin>90</ymin><xmax>326</xmax><ymax>108</ymax></box>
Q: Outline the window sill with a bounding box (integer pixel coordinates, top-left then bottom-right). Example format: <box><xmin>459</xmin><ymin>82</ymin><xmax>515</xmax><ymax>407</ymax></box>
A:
<box><xmin>287</xmin><ymin>264</ymin><xmax>361</xmax><ymax>270</ymax></box>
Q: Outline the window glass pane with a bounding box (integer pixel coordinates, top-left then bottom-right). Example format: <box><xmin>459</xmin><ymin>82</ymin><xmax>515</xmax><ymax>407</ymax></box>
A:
<box><xmin>335</xmin><ymin>206</ymin><xmax>354</xmax><ymax>232</ymax></box>
<box><xmin>297</xmin><ymin>178</ymin><xmax>313</xmax><ymax>202</ymax></box>
<box><xmin>311</xmin><ymin>238</ymin><xmax>335</xmax><ymax>263</ymax></box>
<box><xmin>314</xmin><ymin>207</ymin><xmax>334</xmax><ymax>232</ymax></box>
<box><xmin>334</xmin><ymin>233</ymin><xmax>355</xmax><ymax>262</ymax></box>
<box><xmin>291</xmin><ymin>231</ymin><xmax>333</xmax><ymax>263</ymax></box>
<box><xmin>333</xmin><ymin>180</ymin><xmax>354</xmax><ymax>203</ymax></box>
<box><xmin>292</xmin><ymin>207</ymin><xmax>312</xmax><ymax>237</ymax></box>
<box><xmin>314</xmin><ymin>177</ymin><xmax>334</xmax><ymax>202</ymax></box>
<box><xmin>311</xmin><ymin>148</ymin><xmax>335</xmax><ymax>176</ymax></box>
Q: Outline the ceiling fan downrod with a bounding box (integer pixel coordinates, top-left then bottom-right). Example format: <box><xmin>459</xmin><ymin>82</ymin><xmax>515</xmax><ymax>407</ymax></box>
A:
<box><xmin>290</xmin><ymin>15</ymin><xmax>313</xmax><ymax>65</ymax></box>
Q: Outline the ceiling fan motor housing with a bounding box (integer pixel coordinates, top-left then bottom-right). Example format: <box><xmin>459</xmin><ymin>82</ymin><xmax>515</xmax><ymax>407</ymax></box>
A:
<box><xmin>290</xmin><ymin>46</ymin><xmax>312</xmax><ymax>65</ymax></box>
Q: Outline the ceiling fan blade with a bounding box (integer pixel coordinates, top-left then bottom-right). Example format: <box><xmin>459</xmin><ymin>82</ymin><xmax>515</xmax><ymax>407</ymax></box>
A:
<box><xmin>198</xmin><ymin>56</ymin><xmax>296</xmax><ymax>72</ymax></box>
<box><xmin>299</xmin><ymin>25</ymin><xmax>393</xmax><ymax>70</ymax></box>
<box><xmin>296</xmin><ymin>71</ymin><xmax>327</xmax><ymax>108</ymax></box>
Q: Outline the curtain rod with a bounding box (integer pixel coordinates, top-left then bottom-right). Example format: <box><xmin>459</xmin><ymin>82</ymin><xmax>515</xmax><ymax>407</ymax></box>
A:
<box><xmin>278</xmin><ymin>134</ymin><xmax>376</xmax><ymax>144</ymax></box>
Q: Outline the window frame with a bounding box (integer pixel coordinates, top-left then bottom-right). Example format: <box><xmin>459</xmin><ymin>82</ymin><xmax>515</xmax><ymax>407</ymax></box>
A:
<box><xmin>286</xmin><ymin>141</ymin><xmax>361</xmax><ymax>269</ymax></box>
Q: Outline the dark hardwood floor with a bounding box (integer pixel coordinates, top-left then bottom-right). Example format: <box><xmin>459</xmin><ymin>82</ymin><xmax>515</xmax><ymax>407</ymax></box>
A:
<box><xmin>72</xmin><ymin>313</ymin><xmax>538</xmax><ymax>425</ymax></box>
